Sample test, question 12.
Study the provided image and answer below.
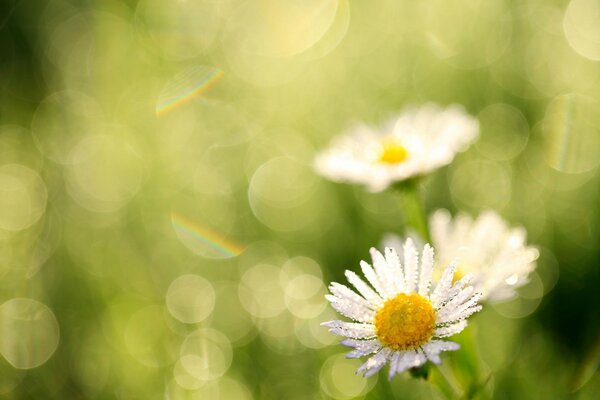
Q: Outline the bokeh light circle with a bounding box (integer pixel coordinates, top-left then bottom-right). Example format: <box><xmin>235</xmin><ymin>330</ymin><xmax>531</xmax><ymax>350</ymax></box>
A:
<box><xmin>136</xmin><ymin>0</ymin><xmax>226</xmax><ymax>60</ymax></box>
<box><xmin>124</xmin><ymin>306</ymin><xmax>179</xmax><ymax>367</ymax></box>
<box><xmin>564</xmin><ymin>0</ymin><xmax>600</xmax><ymax>61</ymax></box>
<box><xmin>423</xmin><ymin>0</ymin><xmax>512</xmax><ymax>69</ymax></box>
<box><xmin>166</xmin><ymin>274</ymin><xmax>215</xmax><ymax>324</ymax></box>
<box><xmin>0</xmin><ymin>298</ymin><xmax>60</xmax><ymax>369</ymax></box>
<box><xmin>542</xmin><ymin>94</ymin><xmax>600</xmax><ymax>174</ymax></box>
<box><xmin>239</xmin><ymin>263</ymin><xmax>286</xmax><ymax>319</ymax></box>
<box><xmin>294</xmin><ymin>308</ymin><xmax>337</xmax><ymax>349</ymax></box>
<box><xmin>179</xmin><ymin>329</ymin><xmax>233</xmax><ymax>383</ymax></box>
<box><xmin>449</xmin><ymin>160</ymin><xmax>512</xmax><ymax>211</ymax></box>
<box><xmin>225</xmin><ymin>1</ymin><xmax>339</xmax><ymax>58</ymax></box>
<box><xmin>31</xmin><ymin>91</ymin><xmax>104</xmax><ymax>164</ymax></box>
<box><xmin>209</xmin><ymin>283</ymin><xmax>255</xmax><ymax>346</ymax></box>
<box><xmin>283</xmin><ymin>273</ymin><xmax>326</xmax><ymax>319</ymax></box>
<box><xmin>65</xmin><ymin>134</ymin><xmax>144</xmax><ymax>213</ymax></box>
<box><xmin>476</xmin><ymin>104</ymin><xmax>529</xmax><ymax>161</ymax></box>
<box><xmin>45</xmin><ymin>12</ymin><xmax>134</xmax><ymax>79</ymax></box>
<box><xmin>320</xmin><ymin>354</ymin><xmax>375</xmax><ymax>399</ymax></box>
<box><xmin>0</xmin><ymin>164</ymin><xmax>47</xmax><ymax>232</ymax></box>
<box><xmin>248</xmin><ymin>157</ymin><xmax>320</xmax><ymax>232</ymax></box>
<box><xmin>491</xmin><ymin>273</ymin><xmax>544</xmax><ymax>319</ymax></box>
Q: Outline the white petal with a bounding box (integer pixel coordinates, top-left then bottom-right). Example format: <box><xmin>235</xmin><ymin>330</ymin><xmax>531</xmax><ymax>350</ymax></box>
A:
<box><xmin>441</xmin><ymin>304</ymin><xmax>482</xmax><ymax>324</ymax></box>
<box><xmin>407</xmin><ymin>349</ymin><xmax>427</xmax><ymax>369</ymax></box>
<box><xmin>326</xmin><ymin>294</ymin><xmax>375</xmax><ymax>323</ymax></box>
<box><xmin>360</xmin><ymin>261</ymin><xmax>387</xmax><ymax>299</ymax></box>
<box><xmin>370</xmin><ymin>248</ymin><xmax>397</xmax><ymax>298</ymax></box>
<box><xmin>436</xmin><ymin>286</ymin><xmax>475</xmax><ymax>320</ymax></box>
<box><xmin>438</xmin><ymin>292</ymin><xmax>482</xmax><ymax>324</ymax></box>
<box><xmin>431</xmin><ymin>262</ymin><xmax>457</xmax><ymax>308</ymax></box>
<box><xmin>345</xmin><ymin>270</ymin><xmax>383</xmax><ymax>307</ymax></box>
<box><xmin>341</xmin><ymin>338</ymin><xmax>382</xmax><ymax>358</ymax></box>
<box><xmin>322</xmin><ymin>320</ymin><xmax>376</xmax><ymax>339</ymax></box>
<box><xmin>388</xmin><ymin>351</ymin><xmax>403</xmax><ymax>379</ymax></box>
<box><xmin>403</xmin><ymin>239</ymin><xmax>419</xmax><ymax>293</ymax></box>
<box><xmin>418</xmin><ymin>244</ymin><xmax>434</xmax><ymax>297</ymax></box>
<box><xmin>388</xmin><ymin>349</ymin><xmax>427</xmax><ymax>378</ymax></box>
<box><xmin>434</xmin><ymin>320</ymin><xmax>468</xmax><ymax>337</ymax></box>
<box><xmin>329</xmin><ymin>282</ymin><xmax>376</xmax><ymax>311</ymax></box>
<box><xmin>384</xmin><ymin>247</ymin><xmax>405</xmax><ymax>293</ymax></box>
<box><xmin>357</xmin><ymin>347</ymin><xmax>392</xmax><ymax>377</ymax></box>
<box><xmin>442</xmin><ymin>272</ymin><xmax>474</xmax><ymax>304</ymax></box>
<box><xmin>423</xmin><ymin>340</ymin><xmax>460</xmax><ymax>364</ymax></box>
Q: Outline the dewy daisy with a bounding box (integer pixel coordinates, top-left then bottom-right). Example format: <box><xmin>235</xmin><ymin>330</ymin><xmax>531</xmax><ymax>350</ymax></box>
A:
<box><xmin>314</xmin><ymin>104</ymin><xmax>479</xmax><ymax>192</ymax></box>
<box><xmin>322</xmin><ymin>239</ymin><xmax>482</xmax><ymax>379</ymax></box>
<box><xmin>384</xmin><ymin>210</ymin><xmax>540</xmax><ymax>302</ymax></box>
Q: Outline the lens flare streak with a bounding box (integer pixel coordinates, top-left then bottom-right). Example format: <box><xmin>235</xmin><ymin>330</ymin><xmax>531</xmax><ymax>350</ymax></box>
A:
<box><xmin>156</xmin><ymin>66</ymin><xmax>223</xmax><ymax>116</ymax></box>
<box><xmin>171</xmin><ymin>212</ymin><xmax>244</xmax><ymax>258</ymax></box>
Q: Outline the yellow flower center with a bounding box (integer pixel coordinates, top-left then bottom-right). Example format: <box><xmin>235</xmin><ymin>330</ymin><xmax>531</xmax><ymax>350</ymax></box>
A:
<box><xmin>453</xmin><ymin>268</ymin><xmax>465</xmax><ymax>284</ymax></box>
<box><xmin>374</xmin><ymin>293</ymin><xmax>436</xmax><ymax>351</ymax></box>
<box><xmin>378</xmin><ymin>137</ymin><xmax>408</xmax><ymax>164</ymax></box>
<box><xmin>433</xmin><ymin>265</ymin><xmax>465</xmax><ymax>285</ymax></box>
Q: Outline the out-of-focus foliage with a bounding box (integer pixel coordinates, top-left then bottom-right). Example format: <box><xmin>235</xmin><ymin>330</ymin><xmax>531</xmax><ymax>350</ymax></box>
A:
<box><xmin>0</xmin><ymin>0</ymin><xmax>599</xmax><ymax>399</ymax></box>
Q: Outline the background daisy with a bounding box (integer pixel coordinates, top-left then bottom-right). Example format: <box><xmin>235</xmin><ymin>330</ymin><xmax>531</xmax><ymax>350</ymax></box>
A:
<box><xmin>384</xmin><ymin>210</ymin><xmax>540</xmax><ymax>302</ymax></box>
<box><xmin>315</xmin><ymin>104</ymin><xmax>479</xmax><ymax>192</ymax></box>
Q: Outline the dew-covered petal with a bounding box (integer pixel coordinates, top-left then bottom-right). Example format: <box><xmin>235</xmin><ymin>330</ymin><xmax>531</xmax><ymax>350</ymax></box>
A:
<box><xmin>442</xmin><ymin>304</ymin><xmax>482</xmax><ymax>325</ymax></box>
<box><xmin>443</xmin><ymin>272</ymin><xmax>474</xmax><ymax>303</ymax></box>
<box><xmin>384</xmin><ymin>247</ymin><xmax>405</xmax><ymax>293</ymax></box>
<box><xmin>438</xmin><ymin>292</ymin><xmax>482</xmax><ymax>324</ymax></box>
<box><xmin>436</xmin><ymin>285</ymin><xmax>475</xmax><ymax>319</ymax></box>
<box><xmin>341</xmin><ymin>338</ymin><xmax>382</xmax><ymax>358</ymax></box>
<box><xmin>326</xmin><ymin>294</ymin><xmax>376</xmax><ymax>323</ymax></box>
<box><xmin>344</xmin><ymin>270</ymin><xmax>383</xmax><ymax>307</ymax></box>
<box><xmin>403</xmin><ymin>239</ymin><xmax>419</xmax><ymax>293</ymax></box>
<box><xmin>388</xmin><ymin>349</ymin><xmax>426</xmax><ymax>378</ymax></box>
<box><xmin>357</xmin><ymin>347</ymin><xmax>392</xmax><ymax>377</ymax></box>
<box><xmin>423</xmin><ymin>340</ymin><xmax>460</xmax><ymax>364</ymax></box>
<box><xmin>434</xmin><ymin>320</ymin><xmax>468</xmax><ymax>337</ymax></box>
<box><xmin>328</xmin><ymin>282</ymin><xmax>377</xmax><ymax>312</ymax></box>
<box><xmin>388</xmin><ymin>351</ymin><xmax>403</xmax><ymax>379</ymax></box>
<box><xmin>431</xmin><ymin>262</ymin><xmax>457</xmax><ymax>308</ymax></box>
<box><xmin>329</xmin><ymin>283</ymin><xmax>370</xmax><ymax>306</ymax></box>
<box><xmin>360</xmin><ymin>261</ymin><xmax>387</xmax><ymax>299</ymax></box>
<box><xmin>322</xmin><ymin>320</ymin><xmax>376</xmax><ymax>339</ymax></box>
<box><xmin>370</xmin><ymin>248</ymin><xmax>396</xmax><ymax>298</ymax></box>
<box><xmin>418</xmin><ymin>244</ymin><xmax>434</xmax><ymax>297</ymax></box>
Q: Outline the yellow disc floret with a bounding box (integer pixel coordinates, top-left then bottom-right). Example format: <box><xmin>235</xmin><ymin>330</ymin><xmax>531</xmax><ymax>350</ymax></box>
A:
<box><xmin>374</xmin><ymin>293</ymin><xmax>436</xmax><ymax>350</ymax></box>
<box><xmin>378</xmin><ymin>137</ymin><xmax>408</xmax><ymax>164</ymax></box>
<box><xmin>452</xmin><ymin>267</ymin><xmax>464</xmax><ymax>284</ymax></box>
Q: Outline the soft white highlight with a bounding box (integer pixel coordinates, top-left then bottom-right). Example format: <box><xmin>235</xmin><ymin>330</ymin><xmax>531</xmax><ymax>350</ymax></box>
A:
<box><xmin>384</xmin><ymin>209</ymin><xmax>540</xmax><ymax>302</ymax></box>
<box><xmin>314</xmin><ymin>103</ymin><xmax>479</xmax><ymax>192</ymax></box>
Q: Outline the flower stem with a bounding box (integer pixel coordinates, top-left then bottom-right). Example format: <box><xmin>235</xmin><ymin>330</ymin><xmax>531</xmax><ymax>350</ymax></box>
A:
<box><xmin>453</xmin><ymin>327</ymin><xmax>488</xmax><ymax>399</ymax></box>
<box><xmin>394</xmin><ymin>179</ymin><xmax>431</xmax><ymax>244</ymax></box>
<box><xmin>375</xmin><ymin>374</ymin><xmax>396</xmax><ymax>399</ymax></box>
<box><xmin>429</xmin><ymin>363</ymin><xmax>461</xmax><ymax>399</ymax></box>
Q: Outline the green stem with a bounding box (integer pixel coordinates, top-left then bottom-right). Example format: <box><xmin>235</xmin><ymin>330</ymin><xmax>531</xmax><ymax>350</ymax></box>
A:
<box><xmin>429</xmin><ymin>363</ymin><xmax>461</xmax><ymax>399</ymax></box>
<box><xmin>374</xmin><ymin>374</ymin><xmax>396</xmax><ymax>399</ymax></box>
<box><xmin>453</xmin><ymin>327</ymin><xmax>486</xmax><ymax>399</ymax></box>
<box><xmin>394</xmin><ymin>179</ymin><xmax>431</xmax><ymax>244</ymax></box>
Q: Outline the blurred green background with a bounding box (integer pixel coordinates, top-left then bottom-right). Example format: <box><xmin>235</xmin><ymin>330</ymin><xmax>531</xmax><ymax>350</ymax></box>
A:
<box><xmin>1</xmin><ymin>0</ymin><xmax>599</xmax><ymax>398</ymax></box>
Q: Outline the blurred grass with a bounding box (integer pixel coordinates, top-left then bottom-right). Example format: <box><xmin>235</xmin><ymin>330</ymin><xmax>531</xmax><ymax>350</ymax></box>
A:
<box><xmin>0</xmin><ymin>0</ymin><xmax>599</xmax><ymax>399</ymax></box>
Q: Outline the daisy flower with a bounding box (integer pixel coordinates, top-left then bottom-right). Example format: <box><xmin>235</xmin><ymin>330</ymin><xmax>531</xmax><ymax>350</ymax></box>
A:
<box><xmin>383</xmin><ymin>210</ymin><xmax>540</xmax><ymax>302</ymax></box>
<box><xmin>322</xmin><ymin>239</ymin><xmax>482</xmax><ymax>379</ymax></box>
<box><xmin>314</xmin><ymin>104</ymin><xmax>479</xmax><ymax>192</ymax></box>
